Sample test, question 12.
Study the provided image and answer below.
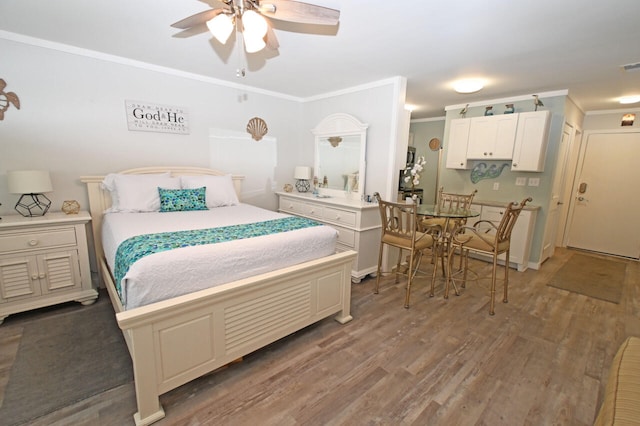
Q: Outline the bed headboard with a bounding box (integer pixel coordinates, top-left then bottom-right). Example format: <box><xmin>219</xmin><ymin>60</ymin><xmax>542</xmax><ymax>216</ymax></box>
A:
<box><xmin>80</xmin><ymin>167</ymin><xmax>245</xmax><ymax>280</ymax></box>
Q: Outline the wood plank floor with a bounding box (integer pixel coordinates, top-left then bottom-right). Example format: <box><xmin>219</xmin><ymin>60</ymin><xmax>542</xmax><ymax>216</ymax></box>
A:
<box><xmin>1</xmin><ymin>248</ymin><xmax>638</xmax><ymax>425</ymax></box>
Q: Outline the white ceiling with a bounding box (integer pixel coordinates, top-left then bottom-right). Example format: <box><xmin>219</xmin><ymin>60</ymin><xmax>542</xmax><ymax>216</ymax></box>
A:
<box><xmin>2</xmin><ymin>0</ymin><xmax>640</xmax><ymax>119</ymax></box>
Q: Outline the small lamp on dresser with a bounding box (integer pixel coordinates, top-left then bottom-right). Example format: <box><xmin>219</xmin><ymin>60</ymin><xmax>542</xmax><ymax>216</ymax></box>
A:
<box><xmin>7</xmin><ymin>170</ymin><xmax>53</xmax><ymax>217</ymax></box>
<box><xmin>294</xmin><ymin>166</ymin><xmax>312</xmax><ymax>192</ymax></box>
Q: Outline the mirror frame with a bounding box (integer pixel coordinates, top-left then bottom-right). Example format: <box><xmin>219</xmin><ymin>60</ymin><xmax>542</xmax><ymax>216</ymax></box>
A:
<box><xmin>312</xmin><ymin>113</ymin><xmax>368</xmax><ymax>199</ymax></box>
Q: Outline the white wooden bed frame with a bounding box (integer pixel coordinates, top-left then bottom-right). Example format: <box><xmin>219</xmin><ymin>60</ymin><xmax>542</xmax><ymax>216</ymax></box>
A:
<box><xmin>81</xmin><ymin>167</ymin><xmax>356</xmax><ymax>426</ymax></box>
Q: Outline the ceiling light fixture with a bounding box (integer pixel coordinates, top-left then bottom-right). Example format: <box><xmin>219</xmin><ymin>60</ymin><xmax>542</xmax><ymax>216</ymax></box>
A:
<box><xmin>619</xmin><ymin>95</ymin><xmax>640</xmax><ymax>104</ymax></box>
<box><xmin>453</xmin><ymin>79</ymin><xmax>484</xmax><ymax>94</ymax></box>
<box><xmin>205</xmin><ymin>3</ymin><xmax>270</xmax><ymax>53</ymax></box>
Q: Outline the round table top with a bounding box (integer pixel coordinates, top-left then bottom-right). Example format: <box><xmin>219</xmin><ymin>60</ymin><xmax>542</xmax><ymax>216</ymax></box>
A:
<box><xmin>417</xmin><ymin>204</ymin><xmax>480</xmax><ymax>219</ymax></box>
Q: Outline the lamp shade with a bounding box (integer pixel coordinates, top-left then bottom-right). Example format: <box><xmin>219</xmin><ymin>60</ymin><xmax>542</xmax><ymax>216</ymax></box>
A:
<box><xmin>243</xmin><ymin>31</ymin><xmax>266</xmax><ymax>53</ymax></box>
<box><xmin>207</xmin><ymin>13</ymin><xmax>234</xmax><ymax>44</ymax></box>
<box><xmin>242</xmin><ymin>10</ymin><xmax>267</xmax><ymax>53</ymax></box>
<box><xmin>7</xmin><ymin>170</ymin><xmax>53</xmax><ymax>194</ymax></box>
<box><xmin>294</xmin><ymin>166</ymin><xmax>312</xmax><ymax>180</ymax></box>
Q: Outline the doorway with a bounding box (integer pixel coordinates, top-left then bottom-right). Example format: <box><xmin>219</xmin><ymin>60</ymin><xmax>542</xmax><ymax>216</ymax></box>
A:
<box><xmin>565</xmin><ymin>130</ymin><xmax>640</xmax><ymax>259</ymax></box>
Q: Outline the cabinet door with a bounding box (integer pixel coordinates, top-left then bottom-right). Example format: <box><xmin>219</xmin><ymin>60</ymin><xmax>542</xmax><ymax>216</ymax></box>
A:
<box><xmin>445</xmin><ymin>118</ymin><xmax>471</xmax><ymax>169</ymax></box>
<box><xmin>467</xmin><ymin>115</ymin><xmax>518</xmax><ymax>160</ymax></box>
<box><xmin>38</xmin><ymin>250</ymin><xmax>82</xmax><ymax>293</ymax></box>
<box><xmin>478</xmin><ymin>206</ymin><xmax>528</xmax><ymax>266</ymax></box>
<box><xmin>0</xmin><ymin>255</ymin><xmax>42</xmax><ymax>301</ymax></box>
<box><xmin>511</xmin><ymin>111</ymin><xmax>551</xmax><ymax>172</ymax></box>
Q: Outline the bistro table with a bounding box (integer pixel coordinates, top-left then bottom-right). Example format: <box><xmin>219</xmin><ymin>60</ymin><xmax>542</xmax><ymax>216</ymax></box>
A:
<box><xmin>417</xmin><ymin>204</ymin><xmax>480</xmax><ymax>298</ymax></box>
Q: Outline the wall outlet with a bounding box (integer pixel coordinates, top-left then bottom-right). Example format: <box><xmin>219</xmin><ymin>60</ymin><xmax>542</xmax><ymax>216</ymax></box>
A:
<box><xmin>515</xmin><ymin>177</ymin><xmax>526</xmax><ymax>186</ymax></box>
<box><xmin>493</xmin><ymin>182</ymin><xmax>500</xmax><ymax>190</ymax></box>
<box><xmin>528</xmin><ymin>177</ymin><xmax>540</xmax><ymax>187</ymax></box>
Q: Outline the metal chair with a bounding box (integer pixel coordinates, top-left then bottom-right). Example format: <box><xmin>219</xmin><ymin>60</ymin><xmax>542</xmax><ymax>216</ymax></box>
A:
<box><xmin>421</xmin><ymin>187</ymin><xmax>478</xmax><ymax>284</ymax></box>
<box><xmin>373</xmin><ymin>192</ymin><xmax>438</xmax><ymax>308</ymax></box>
<box><xmin>451</xmin><ymin>197</ymin><xmax>532</xmax><ymax>315</ymax></box>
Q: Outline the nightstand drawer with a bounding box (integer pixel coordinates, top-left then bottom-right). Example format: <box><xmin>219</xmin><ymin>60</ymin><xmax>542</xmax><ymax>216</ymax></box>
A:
<box><xmin>0</xmin><ymin>228</ymin><xmax>77</xmax><ymax>253</ymax></box>
<box><xmin>322</xmin><ymin>207</ymin><xmax>357</xmax><ymax>227</ymax></box>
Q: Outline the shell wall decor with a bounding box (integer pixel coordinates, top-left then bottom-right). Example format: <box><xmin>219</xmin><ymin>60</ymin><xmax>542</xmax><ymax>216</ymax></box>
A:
<box><xmin>247</xmin><ymin>117</ymin><xmax>268</xmax><ymax>141</ymax></box>
<box><xmin>0</xmin><ymin>79</ymin><xmax>20</xmax><ymax>121</ymax></box>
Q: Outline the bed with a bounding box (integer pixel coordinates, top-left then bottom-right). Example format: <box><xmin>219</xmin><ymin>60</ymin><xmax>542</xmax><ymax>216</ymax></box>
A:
<box><xmin>81</xmin><ymin>167</ymin><xmax>356</xmax><ymax>426</ymax></box>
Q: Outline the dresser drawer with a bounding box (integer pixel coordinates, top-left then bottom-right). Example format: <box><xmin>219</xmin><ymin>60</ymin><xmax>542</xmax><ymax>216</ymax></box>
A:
<box><xmin>279</xmin><ymin>198</ymin><xmax>305</xmax><ymax>215</ymax></box>
<box><xmin>303</xmin><ymin>203</ymin><xmax>323</xmax><ymax>219</ymax></box>
<box><xmin>333</xmin><ymin>225</ymin><xmax>356</xmax><ymax>248</ymax></box>
<box><xmin>322</xmin><ymin>207</ymin><xmax>357</xmax><ymax>227</ymax></box>
<box><xmin>0</xmin><ymin>228</ymin><xmax>77</xmax><ymax>253</ymax></box>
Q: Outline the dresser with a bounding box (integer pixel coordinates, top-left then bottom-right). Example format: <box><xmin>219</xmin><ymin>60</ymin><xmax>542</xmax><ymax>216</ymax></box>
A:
<box><xmin>0</xmin><ymin>212</ymin><xmax>98</xmax><ymax>324</ymax></box>
<box><xmin>276</xmin><ymin>192</ymin><xmax>381</xmax><ymax>283</ymax></box>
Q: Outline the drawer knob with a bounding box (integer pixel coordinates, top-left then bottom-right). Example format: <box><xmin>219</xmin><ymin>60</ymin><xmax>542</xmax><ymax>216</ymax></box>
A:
<box><xmin>29</xmin><ymin>239</ymin><xmax>38</xmax><ymax>246</ymax></box>
<box><xmin>31</xmin><ymin>274</ymin><xmax>38</xmax><ymax>280</ymax></box>
<box><xmin>39</xmin><ymin>273</ymin><xmax>46</xmax><ymax>279</ymax></box>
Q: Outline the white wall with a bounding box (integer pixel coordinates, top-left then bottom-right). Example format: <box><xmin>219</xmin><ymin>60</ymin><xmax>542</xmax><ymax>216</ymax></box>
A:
<box><xmin>1</xmin><ymin>38</ymin><xmax>409</xmax><ymax>216</ymax></box>
<box><xmin>302</xmin><ymin>77</ymin><xmax>409</xmax><ymax>201</ymax></box>
<box><xmin>0</xmin><ymin>37</ymin><xmax>302</xmax><ymax>215</ymax></box>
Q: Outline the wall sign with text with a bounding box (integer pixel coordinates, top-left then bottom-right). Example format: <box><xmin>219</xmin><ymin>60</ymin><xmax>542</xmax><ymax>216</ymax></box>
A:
<box><xmin>125</xmin><ymin>100</ymin><xmax>189</xmax><ymax>134</ymax></box>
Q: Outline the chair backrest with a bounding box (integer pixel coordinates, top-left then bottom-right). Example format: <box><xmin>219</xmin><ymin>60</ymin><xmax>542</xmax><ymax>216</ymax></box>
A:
<box><xmin>437</xmin><ymin>187</ymin><xmax>478</xmax><ymax>211</ymax></box>
<box><xmin>374</xmin><ymin>192</ymin><xmax>420</xmax><ymax>247</ymax></box>
<box><xmin>495</xmin><ymin>197</ymin><xmax>532</xmax><ymax>243</ymax></box>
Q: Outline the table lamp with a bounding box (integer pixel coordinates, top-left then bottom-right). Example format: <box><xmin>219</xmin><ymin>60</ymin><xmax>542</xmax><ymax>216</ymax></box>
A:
<box><xmin>294</xmin><ymin>166</ymin><xmax>312</xmax><ymax>192</ymax></box>
<box><xmin>7</xmin><ymin>170</ymin><xmax>53</xmax><ymax>217</ymax></box>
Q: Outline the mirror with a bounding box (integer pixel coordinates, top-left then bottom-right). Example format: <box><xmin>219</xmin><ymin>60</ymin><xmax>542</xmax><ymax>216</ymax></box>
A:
<box><xmin>312</xmin><ymin>113</ymin><xmax>368</xmax><ymax>199</ymax></box>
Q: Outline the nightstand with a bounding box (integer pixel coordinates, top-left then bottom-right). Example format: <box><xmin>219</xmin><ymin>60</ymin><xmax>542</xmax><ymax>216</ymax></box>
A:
<box><xmin>0</xmin><ymin>211</ymin><xmax>98</xmax><ymax>324</ymax></box>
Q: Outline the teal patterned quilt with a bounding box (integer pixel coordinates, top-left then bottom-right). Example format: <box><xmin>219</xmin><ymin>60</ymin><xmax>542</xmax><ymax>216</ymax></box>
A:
<box><xmin>114</xmin><ymin>216</ymin><xmax>322</xmax><ymax>298</ymax></box>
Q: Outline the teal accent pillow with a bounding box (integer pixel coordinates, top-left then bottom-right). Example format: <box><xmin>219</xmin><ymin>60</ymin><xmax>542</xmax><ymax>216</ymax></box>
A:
<box><xmin>158</xmin><ymin>187</ymin><xmax>208</xmax><ymax>212</ymax></box>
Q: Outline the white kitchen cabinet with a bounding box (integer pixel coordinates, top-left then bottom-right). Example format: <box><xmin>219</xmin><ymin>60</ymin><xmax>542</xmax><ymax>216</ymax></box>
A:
<box><xmin>0</xmin><ymin>212</ymin><xmax>98</xmax><ymax>324</ymax></box>
<box><xmin>466</xmin><ymin>114</ymin><xmax>519</xmax><ymax>160</ymax></box>
<box><xmin>511</xmin><ymin>110</ymin><xmax>551</xmax><ymax>172</ymax></box>
<box><xmin>277</xmin><ymin>192</ymin><xmax>381</xmax><ymax>283</ymax></box>
<box><xmin>445</xmin><ymin>118</ymin><xmax>472</xmax><ymax>169</ymax></box>
<box><xmin>468</xmin><ymin>202</ymin><xmax>537</xmax><ymax>271</ymax></box>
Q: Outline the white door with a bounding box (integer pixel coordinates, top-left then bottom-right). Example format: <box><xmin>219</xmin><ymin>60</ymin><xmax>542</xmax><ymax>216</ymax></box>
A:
<box><xmin>542</xmin><ymin>124</ymin><xmax>572</xmax><ymax>261</ymax></box>
<box><xmin>566</xmin><ymin>130</ymin><xmax>640</xmax><ymax>259</ymax></box>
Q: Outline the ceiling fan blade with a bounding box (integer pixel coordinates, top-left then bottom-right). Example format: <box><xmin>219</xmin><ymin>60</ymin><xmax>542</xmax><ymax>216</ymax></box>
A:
<box><xmin>171</xmin><ymin>8</ymin><xmax>225</xmax><ymax>29</ymax></box>
<box><xmin>258</xmin><ymin>0</ymin><xmax>340</xmax><ymax>25</ymax></box>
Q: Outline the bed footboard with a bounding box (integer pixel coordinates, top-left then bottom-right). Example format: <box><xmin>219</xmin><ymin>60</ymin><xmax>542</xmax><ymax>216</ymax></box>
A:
<box><xmin>104</xmin><ymin>250</ymin><xmax>355</xmax><ymax>426</ymax></box>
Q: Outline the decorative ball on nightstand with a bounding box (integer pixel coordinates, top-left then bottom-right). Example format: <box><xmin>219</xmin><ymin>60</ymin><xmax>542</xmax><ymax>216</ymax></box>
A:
<box><xmin>61</xmin><ymin>200</ymin><xmax>80</xmax><ymax>215</ymax></box>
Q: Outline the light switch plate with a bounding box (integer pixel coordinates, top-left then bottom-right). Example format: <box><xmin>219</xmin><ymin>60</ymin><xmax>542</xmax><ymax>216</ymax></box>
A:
<box><xmin>515</xmin><ymin>177</ymin><xmax>526</xmax><ymax>186</ymax></box>
<box><xmin>528</xmin><ymin>177</ymin><xmax>540</xmax><ymax>187</ymax></box>
<box><xmin>493</xmin><ymin>182</ymin><xmax>500</xmax><ymax>190</ymax></box>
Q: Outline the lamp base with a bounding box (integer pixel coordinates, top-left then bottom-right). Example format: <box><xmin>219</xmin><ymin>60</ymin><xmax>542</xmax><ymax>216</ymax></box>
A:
<box><xmin>15</xmin><ymin>193</ymin><xmax>51</xmax><ymax>217</ymax></box>
<box><xmin>295</xmin><ymin>179</ymin><xmax>310</xmax><ymax>193</ymax></box>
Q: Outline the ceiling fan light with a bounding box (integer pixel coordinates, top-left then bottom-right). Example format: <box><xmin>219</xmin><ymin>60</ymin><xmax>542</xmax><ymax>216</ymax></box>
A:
<box><xmin>453</xmin><ymin>79</ymin><xmax>484</xmax><ymax>94</ymax></box>
<box><xmin>207</xmin><ymin>13</ymin><xmax>234</xmax><ymax>44</ymax></box>
<box><xmin>242</xmin><ymin>10</ymin><xmax>268</xmax><ymax>38</ymax></box>
<box><xmin>243</xmin><ymin>31</ymin><xmax>266</xmax><ymax>53</ymax></box>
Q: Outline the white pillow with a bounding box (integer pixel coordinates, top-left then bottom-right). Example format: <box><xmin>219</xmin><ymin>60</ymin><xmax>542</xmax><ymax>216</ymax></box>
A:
<box><xmin>102</xmin><ymin>173</ymin><xmax>180</xmax><ymax>212</ymax></box>
<box><xmin>180</xmin><ymin>175</ymin><xmax>239</xmax><ymax>208</ymax></box>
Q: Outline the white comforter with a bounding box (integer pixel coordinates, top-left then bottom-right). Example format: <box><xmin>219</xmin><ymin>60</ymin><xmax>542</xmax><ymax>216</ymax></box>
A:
<box><xmin>102</xmin><ymin>204</ymin><xmax>338</xmax><ymax>310</ymax></box>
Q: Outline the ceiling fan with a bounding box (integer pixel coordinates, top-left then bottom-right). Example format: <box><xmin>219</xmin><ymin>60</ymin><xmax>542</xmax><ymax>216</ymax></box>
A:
<box><xmin>171</xmin><ymin>0</ymin><xmax>340</xmax><ymax>53</ymax></box>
